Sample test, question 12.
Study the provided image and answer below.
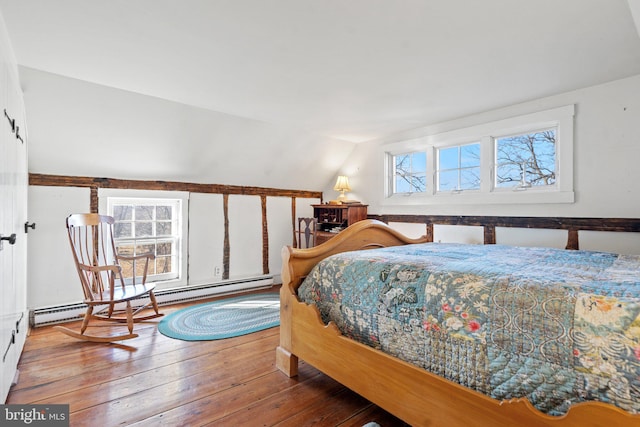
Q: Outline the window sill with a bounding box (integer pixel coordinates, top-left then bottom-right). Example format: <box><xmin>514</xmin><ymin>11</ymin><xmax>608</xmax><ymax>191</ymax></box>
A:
<box><xmin>383</xmin><ymin>190</ymin><xmax>575</xmax><ymax>206</ymax></box>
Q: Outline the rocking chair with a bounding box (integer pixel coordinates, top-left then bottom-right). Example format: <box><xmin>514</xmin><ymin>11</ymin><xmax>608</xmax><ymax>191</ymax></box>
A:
<box><xmin>54</xmin><ymin>213</ymin><xmax>163</xmax><ymax>342</ymax></box>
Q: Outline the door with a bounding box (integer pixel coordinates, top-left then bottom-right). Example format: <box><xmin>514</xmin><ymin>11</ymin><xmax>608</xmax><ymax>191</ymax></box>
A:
<box><xmin>0</xmin><ymin>65</ymin><xmax>28</xmax><ymax>403</ymax></box>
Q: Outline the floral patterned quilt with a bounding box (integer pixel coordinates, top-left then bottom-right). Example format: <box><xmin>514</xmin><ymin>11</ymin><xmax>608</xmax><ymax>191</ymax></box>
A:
<box><xmin>297</xmin><ymin>243</ymin><xmax>640</xmax><ymax>415</ymax></box>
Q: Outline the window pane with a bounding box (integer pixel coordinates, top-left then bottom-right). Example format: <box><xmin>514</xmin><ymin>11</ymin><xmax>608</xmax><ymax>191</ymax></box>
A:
<box><xmin>136</xmin><ymin>206</ymin><xmax>154</xmax><ymax>221</ymax></box>
<box><xmin>437</xmin><ymin>143</ymin><xmax>480</xmax><ymax>192</ymax></box>
<box><xmin>410</xmin><ymin>174</ymin><xmax>426</xmax><ymax>192</ymax></box>
<box><xmin>439</xmin><ymin>170</ymin><xmax>458</xmax><ymax>191</ymax></box>
<box><xmin>157</xmin><ymin>242</ymin><xmax>172</xmax><ymax>256</ymax></box>
<box><xmin>439</xmin><ymin>147</ymin><xmax>458</xmax><ymax>170</ymax></box>
<box><xmin>117</xmin><ymin>244</ymin><xmax>134</xmax><ymax>256</ymax></box>
<box><xmin>156</xmin><ymin>221</ymin><xmax>172</xmax><ymax>236</ymax></box>
<box><xmin>411</xmin><ymin>152</ymin><xmax>427</xmax><ymax>172</ymax></box>
<box><xmin>135</xmin><ymin>222</ymin><xmax>153</xmax><ymax>237</ymax></box>
<box><xmin>114</xmin><ymin>223</ymin><xmax>132</xmax><ymax>238</ymax></box>
<box><xmin>496</xmin><ymin>129</ymin><xmax>556</xmax><ymax>188</ymax></box>
<box><xmin>460</xmin><ymin>144</ymin><xmax>480</xmax><ymax>168</ymax></box>
<box><xmin>136</xmin><ymin>243</ymin><xmax>155</xmax><ymax>256</ymax></box>
<box><xmin>113</xmin><ymin>205</ymin><xmax>132</xmax><ymax>221</ymax></box>
<box><xmin>395</xmin><ymin>178</ymin><xmax>411</xmax><ymax>193</ymax></box>
<box><xmin>393</xmin><ymin>152</ymin><xmax>427</xmax><ymax>193</ymax></box>
<box><xmin>156</xmin><ymin>206</ymin><xmax>172</xmax><ymax>220</ymax></box>
<box><xmin>461</xmin><ymin>168</ymin><xmax>481</xmax><ymax>190</ymax></box>
<box><xmin>119</xmin><ymin>259</ymin><xmax>133</xmax><ymax>278</ymax></box>
<box><xmin>156</xmin><ymin>256</ymin><xmax>172</xmax><ymax>274</ymax></box>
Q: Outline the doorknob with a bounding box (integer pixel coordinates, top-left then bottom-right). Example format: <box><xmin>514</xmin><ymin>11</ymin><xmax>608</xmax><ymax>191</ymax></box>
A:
<box><xmin>0</xmin><ymin>233</ymin><xmax>17</xmax><ymax>250</ymax></box>
<box><xmin>24</xmin><ymin>222</ymin><xmax>36</xmax><ymax>233</ymax></box>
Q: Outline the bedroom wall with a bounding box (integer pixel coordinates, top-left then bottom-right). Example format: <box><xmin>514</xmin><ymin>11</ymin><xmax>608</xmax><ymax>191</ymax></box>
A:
<box><xmin>21</xmin><ymin>68</ymin><xmax>341</xmax><ymax>310</ymax></box>
<box><xmin>332</xmin><ymin>74</ymin><xmax>640</xmax><ymax>252</ymax></box>
<box><xmin>337</xmin><ymin>73</ymin><xmax>640</xmax><ymax>218</ymax></box>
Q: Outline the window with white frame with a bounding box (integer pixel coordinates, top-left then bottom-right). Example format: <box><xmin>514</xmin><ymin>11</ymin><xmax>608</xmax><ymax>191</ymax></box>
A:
<box><xmin>494</xmin><ymin>128</ymin><xmax>556</xmax><ymax>190</ymax></box>
<box><xmin>437</xmin><ymin>142</ymin><xmax>481</xmax><ymax>192</ymax></box>
<box><xmin>392</xmin><ymin>151</ymin><xmax>427</xmax><ymax>194</ymax></box>
<box><xmin>108</xmin><ymin>198</ymin><xmax>182</xmax><ymax>283</ymax></box>
<box><xmin>384</xmin><ymin>105</ymin><xmax>574</xmax><ymax>204</ymax></box>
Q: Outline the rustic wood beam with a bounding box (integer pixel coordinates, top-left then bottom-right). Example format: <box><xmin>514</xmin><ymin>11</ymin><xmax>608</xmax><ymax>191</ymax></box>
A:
<box><xmin>261</xmin><ymin>195</ymin><xmax>269</xmax><ymax>275</ymax></box>
<box><xmin>483</xmin><ymin>225</ymin><xmax>496</xmax><ymax>244</ymax></box>
<box><xmin>566</xmin><ymin>229</ymin><xmax>580</xmax><ymax>250</ymax></box>
<box><xmin>29</xmin><ymin>173</ymin><xmax>322</xmax><ymax>199</ymax></box>
<box><xmin>89</xmin><ymin>187</ymin><xmax>98</xmax><ymax>214</ymax></box>
<box><xmin>370</xmin><ymin>214</ymin><xmax>640</xmax><ymax>233</ymax></box>
<box><xmin>223</xmin><ymin>194</ymin><xmax>230</xmax><ymax>280</ymax></box>
<box><xmin>291</xmin><ymin>197</ymin><xmax>297</xmax><ymax>248</ymax></box>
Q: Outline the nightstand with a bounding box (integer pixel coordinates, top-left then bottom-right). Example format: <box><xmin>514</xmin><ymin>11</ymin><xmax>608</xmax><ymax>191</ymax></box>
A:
<box><xmin>312</xmin><ymin>204</ymin><xmax>368</xmax><ymax>245</ymax></box>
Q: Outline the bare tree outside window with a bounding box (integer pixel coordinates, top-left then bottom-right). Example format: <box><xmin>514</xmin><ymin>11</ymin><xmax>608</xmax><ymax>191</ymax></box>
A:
<box><xmin>393</xmin><ymin>152</ymin><xmax>427</xmax><ymax>193</ymax></box>
<box><xmin>495</xmin><ymin>129</ymin><xmax>556</xmax><ymax>188</ymax></box>
<box><xmin>110</xmin><ymin>200</ymin><xmax>179</xmax><ymax>280</ymax></box>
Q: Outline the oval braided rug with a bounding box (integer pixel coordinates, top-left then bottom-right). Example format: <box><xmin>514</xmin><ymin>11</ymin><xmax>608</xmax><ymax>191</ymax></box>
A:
<box><xmin>158</xmin><ymin>293</ymin><xmax>280</xmax><ymax>341</ymax></box>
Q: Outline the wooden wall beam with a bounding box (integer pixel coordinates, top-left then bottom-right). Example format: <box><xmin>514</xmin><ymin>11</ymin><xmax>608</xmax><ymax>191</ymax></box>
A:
<box><xmin>222</xmin><ymin>194</ymin><xmax>230</xmax><ymax>280</ymax></box>
<box><xmin>29</xmin><ymin>173</ymin><xmax>323</xmax><ymax>199</ymax></box>
<box><xmin>261</xmin><ymin>195</ymin><xmax>269</xmax><ymax>275</ymax></box>
<box><xmin>371</xmin><ymin>214</ymin><xmax>640</xmax><ymax>233</ymax></box>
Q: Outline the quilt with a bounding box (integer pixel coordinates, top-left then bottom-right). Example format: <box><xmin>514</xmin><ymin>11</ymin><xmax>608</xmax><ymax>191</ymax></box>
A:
<box><xmin>297</xmin><ymin>243</ymin><xmax>640</xmax><ymax>415</ymax></box>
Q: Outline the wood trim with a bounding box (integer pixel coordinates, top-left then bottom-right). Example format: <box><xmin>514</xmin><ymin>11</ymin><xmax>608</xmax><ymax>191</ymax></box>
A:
<box><xmin>370</xmin><ymin>214</ymin><xmax>640</xmax><ymax>250</ymax></box>
<box><xmin>222</xmin><ymin>194</ymin><xmax>230</xmax><ymax>280</ymax></box>
<box><xmin>291</xmin><ymin>197</ymin><xmax>297</xmax><ymax>248</ymax></box>
<box><xmin>29</xmin><ymin>173</ymin><xmax>323</xmax><ymax>281</ymax></box>
<box><xmin>370</xmin><ymin>214</ymin><xmax>640</xmax><ymax>232</ymax></box>
<box><xmin>89</xmin><ymin>187</ymin><xmax>98</xmax><ymax>214</ymax></box>
<box><xmin>566</xmin><ymin>228</ymin><xmax>580</xmax><ymax>250</ymax></box>
<box><xmin>261</xmin><ymin>195</ymin><xmax>269</xmax><ymax>275</ymax></box>
<box><xmin>29</xmin><ymin>173</ymin><xmax>322</xmax><ymax>199</ymax></box>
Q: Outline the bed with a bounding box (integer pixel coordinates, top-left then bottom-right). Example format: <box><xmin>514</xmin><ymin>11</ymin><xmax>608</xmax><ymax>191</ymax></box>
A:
<box><xmin>276</xmin><ymin>219</ymin><xmax>640</xmax><ymax>427</ymax></box>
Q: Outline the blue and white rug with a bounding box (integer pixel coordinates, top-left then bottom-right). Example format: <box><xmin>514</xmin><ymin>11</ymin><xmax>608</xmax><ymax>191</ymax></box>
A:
<box><xmin>158</xmin><ymin>293</ymin><xmax>280</xmax><ymax>341</ymax></box>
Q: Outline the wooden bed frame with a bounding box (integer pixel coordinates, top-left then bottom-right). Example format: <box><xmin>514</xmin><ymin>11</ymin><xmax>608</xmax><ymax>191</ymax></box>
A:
<box><xmin>276</xmin><ymin>219</ymin><xmax>640</xmax><ymax>427</ymax></box>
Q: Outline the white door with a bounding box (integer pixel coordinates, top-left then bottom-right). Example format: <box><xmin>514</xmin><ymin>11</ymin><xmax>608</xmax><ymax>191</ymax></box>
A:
<box><xmin>0</xmin><ymin>67</ymin><xmax>28</xmax><ymax>403</ymax></box>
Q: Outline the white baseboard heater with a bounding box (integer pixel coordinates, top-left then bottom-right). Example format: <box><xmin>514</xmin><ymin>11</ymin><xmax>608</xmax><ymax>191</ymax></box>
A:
<box><xmin>30</xmin><ymin>275</ymin><xmax>275</xmax><ymax>327</ymax></box>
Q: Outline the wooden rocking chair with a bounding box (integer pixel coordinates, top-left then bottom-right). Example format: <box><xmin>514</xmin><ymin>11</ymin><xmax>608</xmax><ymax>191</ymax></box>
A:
<box><xmin>54</xmin><ymin>213</ymin><xmax>163</xmax><ymax>342</ymax></box>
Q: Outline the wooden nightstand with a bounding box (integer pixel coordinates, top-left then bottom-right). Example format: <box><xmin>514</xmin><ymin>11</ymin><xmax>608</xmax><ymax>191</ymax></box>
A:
<box><xmin>312</xmin><ymin>204</ymin><xmax>368</xmax><ymax>245</ymax></box>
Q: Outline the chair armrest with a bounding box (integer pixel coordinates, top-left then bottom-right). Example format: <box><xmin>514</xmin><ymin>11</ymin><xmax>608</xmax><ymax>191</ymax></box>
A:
<box><xmin>116</xmin><ymin>252</ymin><xmax>155</xmax><ymax>285</ymax></box>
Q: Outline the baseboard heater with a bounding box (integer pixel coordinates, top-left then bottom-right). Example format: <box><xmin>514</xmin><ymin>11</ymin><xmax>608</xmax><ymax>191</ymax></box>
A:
<box><xmin>30</xmin><ymin>275</ymin><xmax>275</xmax><ymax>327</ymax></box>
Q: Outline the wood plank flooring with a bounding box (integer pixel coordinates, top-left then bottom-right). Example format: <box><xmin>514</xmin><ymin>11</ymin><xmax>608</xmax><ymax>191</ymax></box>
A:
<box><xmin>7</xmin><ymin>289</ymin><xmax>408</xmax><ymax>427</ymax></box>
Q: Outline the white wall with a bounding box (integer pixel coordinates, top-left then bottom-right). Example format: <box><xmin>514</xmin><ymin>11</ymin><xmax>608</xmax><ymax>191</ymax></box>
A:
<box><xmin>27</xmin><ymin>186</ymin><xmax>88</xmax><ymax>308</ymax></box>
<box><xmin>20</xmin><ymin>67</ymin><xmax>336</xmax><ymax>310</ymax></box>
<box><xmin>20</xmin><ymin>66</ymin><xmax>353</xmax><ymax>190</ymax></box>
<box><xmin>26</xmin><ymin>186</ymin><xmax>320</xmax><ymax>310</ymax></box>
<box><xmin>335</xmin><ymin>74</ymin><xmax>640</xmax><ymax>219</ymax></box>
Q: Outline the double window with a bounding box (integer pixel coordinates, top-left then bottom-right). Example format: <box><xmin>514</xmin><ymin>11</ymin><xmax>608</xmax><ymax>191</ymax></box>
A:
<box><xmin>385</xmin><ymin>105</ymin><xmax>573</xmax><ymax>204</ymax></box>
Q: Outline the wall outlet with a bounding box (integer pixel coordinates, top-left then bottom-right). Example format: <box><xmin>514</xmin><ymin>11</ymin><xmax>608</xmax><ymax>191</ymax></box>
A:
<box><xmin>214</xmin><ymin>266</ymin><xmax>221</xmax><ymax>277</ymax></box>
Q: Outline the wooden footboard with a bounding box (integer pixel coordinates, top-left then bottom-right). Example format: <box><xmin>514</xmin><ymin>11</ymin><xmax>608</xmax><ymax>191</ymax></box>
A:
<box><xmin>276</xmin><ymin>219</ymin><xmax>640</xmax><ymax>427</ymax></box>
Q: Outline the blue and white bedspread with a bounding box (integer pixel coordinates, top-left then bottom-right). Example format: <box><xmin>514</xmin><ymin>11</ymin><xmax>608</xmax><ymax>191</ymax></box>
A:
<box><xmin>297</xmin><ymin>243</ymin><xmax>640</xmax><ymax>415</ymax></box>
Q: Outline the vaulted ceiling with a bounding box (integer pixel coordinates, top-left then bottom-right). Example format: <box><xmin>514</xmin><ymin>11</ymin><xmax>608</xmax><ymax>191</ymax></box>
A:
<box><xmin>2</xmin><ymin>0</ymin><xmax>640</xmax><ymax>144</ymax></box>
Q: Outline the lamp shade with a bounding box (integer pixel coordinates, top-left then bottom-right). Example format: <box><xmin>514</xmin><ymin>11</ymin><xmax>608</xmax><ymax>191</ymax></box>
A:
<box><xmin>333</xmin><ymin>176</ymin><xmax>351</xmax><ymax>192</ymax></box>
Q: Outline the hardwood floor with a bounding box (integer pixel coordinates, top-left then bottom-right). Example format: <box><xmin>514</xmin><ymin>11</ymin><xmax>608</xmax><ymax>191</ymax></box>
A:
<box><xmin>7</xmin><ymin>290</ymin><xmax>408</xmax><ymax>427</ymax></box>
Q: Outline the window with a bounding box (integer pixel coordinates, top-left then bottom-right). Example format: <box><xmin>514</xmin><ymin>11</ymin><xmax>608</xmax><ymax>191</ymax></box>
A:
<box><xmin>383</xmin><ymin>105</ymin><xmax>574</xmax><ymax>205</ymax></box>
<box><xmin>495</xmin><ymin>129</ymin><xmax>556</xmax><ymax>189</ymax></box>
<box><xmin>108</xmin><ymin>198</ymin><xmax>182</xmax><ymax>283</ymax></box>
<box><xmin>437</xmin><ymin>143</ymin><xmax>480</xmax><ymax>192</ymax></box>
<box><xmin>392</xmin><ymin>151</ymin><xmax>427</xmax><ymax>194</ymax></box>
